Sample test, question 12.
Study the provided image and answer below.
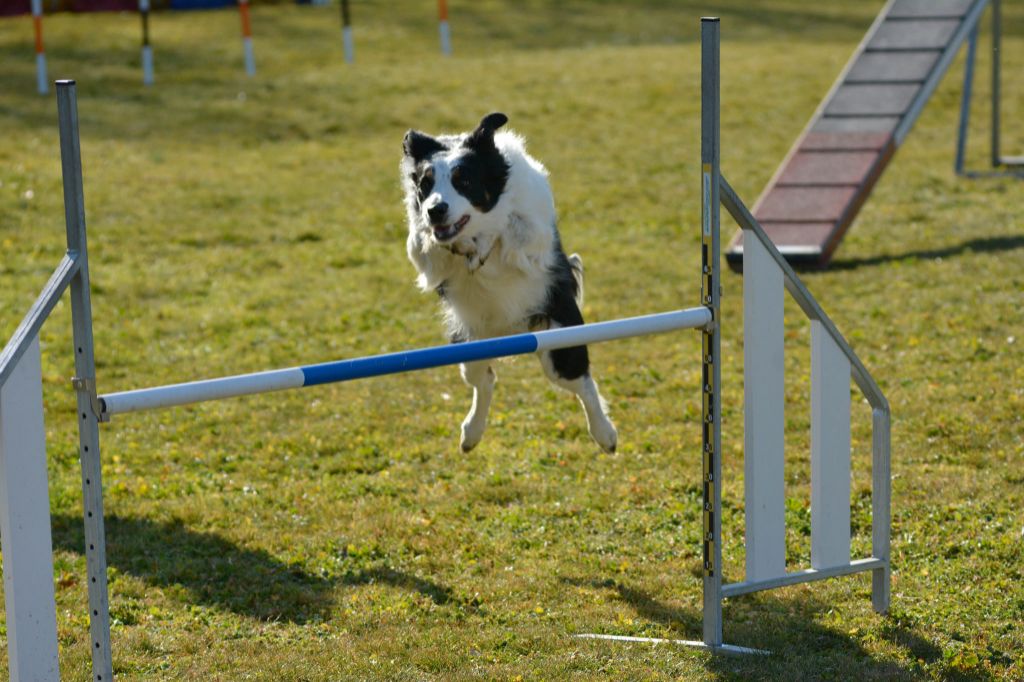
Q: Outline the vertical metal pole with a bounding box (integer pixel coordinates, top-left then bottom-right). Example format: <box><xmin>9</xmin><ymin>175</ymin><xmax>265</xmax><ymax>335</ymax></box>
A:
<box><xmin>871</xmin><ymin>407</ymin><xmax>891</xmax><ymax>613</ymax></box>
<box><xmin>140</xmin><ymin>0</ymin><xmax>154</xmax><ymax>86</ymax></box>
<box><xmin>438</xmin><ymin>0</ymin><xmax>452</xmax><ymax>56</ymax></box>
<box><xmin>954</xmin><ymin>26</ymin><xmax>978</xmax><ymax>176</ymax></box>
<box><xmin>700</xmin><ymin>16</ymin><xmax>723</xmax><ymax>650</ymax></box>
<box><xmin>239</xmin><ymin>0</ymin><xmax>256</xmax><ymax>76</ymax></box>
<box><xmin>991</xmin><ymin>0</ymin><xmax>1001</xmax><ymax>167</ymax></box>
<box><xmin>57</xmin><ymin>80</ymin><xmax>114</xmax><ymax>682</ymax></box>
<box><xmin>340</xmin><ymin>0</ymin><xmax>354</xmax><ymax>64</ymax></box>
<box><xmin>31</xmin><ymin>0</ymin><xmax>47</xmax><ymax>95</ymax></box>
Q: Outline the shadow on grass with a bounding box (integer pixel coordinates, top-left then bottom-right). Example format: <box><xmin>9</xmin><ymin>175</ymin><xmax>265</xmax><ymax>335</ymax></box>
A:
<box><xmin>560</xmin><ymin>575</ymin><xmax>980</xmax><ymax>680</ymax></box>
<box><xmin>52</xmin><ymin>513</ymin><xmax>467</xmax><ymax>623</ymax></box>
<box><xmin>829</xmin><ymin>235</ymin><xmax>1024</xmax><ymax>271</ymax></box>
<box><xmin>52</xmin><ymin>513</ymin><xmax>334</xmax><ymax>623</ymax></box>
<box><xmin>341</xmin><ymin>566</ymin><xmax>463</xmax><ymax>607</ymax></box>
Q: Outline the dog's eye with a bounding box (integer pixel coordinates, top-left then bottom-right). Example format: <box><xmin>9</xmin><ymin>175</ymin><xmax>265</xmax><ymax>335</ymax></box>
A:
<box><xmin>451</xmin><ymin>169</ymin><xmax>469</xmax><ymax>190</ymax></box>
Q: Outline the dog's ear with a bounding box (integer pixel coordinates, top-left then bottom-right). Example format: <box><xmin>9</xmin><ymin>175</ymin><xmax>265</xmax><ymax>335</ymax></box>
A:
<box><xmin>403</xmin><ymin>130</ymin><xmax>445</xmax><ymax>162</ymax></box>
<box><xmin>465</xmin><ymin>112</ymin><xmax>508</xmax><ymax>150</ymax></box>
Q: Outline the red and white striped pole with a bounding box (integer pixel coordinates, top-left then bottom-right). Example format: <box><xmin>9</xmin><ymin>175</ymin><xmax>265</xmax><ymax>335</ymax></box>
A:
<box><xmin>31</xmin><ymin>0</ymin><xmax>47</xmax><ymax>94</ymax></box>
<box><xmin>238</xmin><ymin>0</ymin><xmax>256</xmax><ymax>76</ymax></box>
<box><xmin>438</xmin><ymin>0</ymin><xmax>451</xmax><ymax>56</ymax></box>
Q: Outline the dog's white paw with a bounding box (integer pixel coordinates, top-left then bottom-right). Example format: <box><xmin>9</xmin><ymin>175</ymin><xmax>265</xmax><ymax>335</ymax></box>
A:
<box><xmin>588</xmin><ymin>416</ymin><xmax>618</xmax><ymax>454</ymax></box>
<box><xmin>460</xmin><ymin>416</ymin><xmax>486</xmax><ymax>453</ymax></box>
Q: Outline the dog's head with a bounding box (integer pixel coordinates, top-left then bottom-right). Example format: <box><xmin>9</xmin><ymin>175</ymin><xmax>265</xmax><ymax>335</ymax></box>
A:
<box><xmin>402</xmin><ymin>113</ymin><xmax>511</xmax><ymax>243</ymax></box>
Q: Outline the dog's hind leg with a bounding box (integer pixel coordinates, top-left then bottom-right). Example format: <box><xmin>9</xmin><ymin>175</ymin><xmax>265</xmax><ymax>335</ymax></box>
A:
<box><xmin>459</xmin><ymin>360</ymin><xmax>496</xmax><ymax>452</ymax></box>
<box><xmin>538</xmin><ymin>345</ymin><xmax>617</xmax><ymax>454</ymax></box>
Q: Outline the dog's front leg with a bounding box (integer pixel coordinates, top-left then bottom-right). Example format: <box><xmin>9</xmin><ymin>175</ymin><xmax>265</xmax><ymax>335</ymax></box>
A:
<box><xmin>459</xmin><ymin>360</ymin><xmax>496</xmax><ymax>452</ymax></box>
<box><xmin>465</xmin><ymin>233</ymin><xmax>499</xmax><ymax>273</ymax></box>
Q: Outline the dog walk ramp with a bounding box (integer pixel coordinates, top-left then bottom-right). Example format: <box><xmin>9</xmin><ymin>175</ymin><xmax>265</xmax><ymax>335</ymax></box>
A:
<box><xmin>726</xmin><ymin>0</ymin><xmax>992</xmax><ymax>269</ymax></box>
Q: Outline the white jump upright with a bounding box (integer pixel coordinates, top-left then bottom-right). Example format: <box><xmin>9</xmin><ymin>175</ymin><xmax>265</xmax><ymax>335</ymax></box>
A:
<box><xmin>0</xmin><ymin>19</ymin><xmax>890</xmax><ymax>674</ymax></box>
<box><xmin>0</xmin><ymin>337</ymin><xmax>61</xmax><ymax>681</ymax></box>
<box><xmin>742</xmin><ymin>231</ymin><xmax>786</xmax><ymax>582</ymax></box>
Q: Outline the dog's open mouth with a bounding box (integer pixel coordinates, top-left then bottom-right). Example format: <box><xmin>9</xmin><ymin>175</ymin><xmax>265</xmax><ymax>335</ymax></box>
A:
<box><xmin>432</xmin><ymin>215</ymin><xmax>470</xmax><ymax>242</ymax></box>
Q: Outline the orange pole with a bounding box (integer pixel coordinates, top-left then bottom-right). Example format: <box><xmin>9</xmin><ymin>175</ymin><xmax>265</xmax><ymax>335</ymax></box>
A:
<box><xmin>438</xmin><ymin>0</ymin><xmax>448</xmax><ymax>22</ymax></box>
<box><xmin>33</xmin><ymin>15</ymin><xmax>44</xmax><ymax>54</ymax></box>
<box><xmin>239</xmin><ymin>0</ymin><xmax>253</xmax><ymax>39</ymax></box>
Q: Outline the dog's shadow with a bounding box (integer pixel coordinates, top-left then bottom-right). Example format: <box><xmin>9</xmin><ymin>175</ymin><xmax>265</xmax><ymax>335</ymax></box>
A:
<box><xmin>51</xmin><ymin>513</ymin><xmax>461</xmax><ymax>624</ymax></box>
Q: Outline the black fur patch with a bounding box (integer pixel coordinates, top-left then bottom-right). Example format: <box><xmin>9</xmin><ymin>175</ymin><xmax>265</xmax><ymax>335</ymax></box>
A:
<box><xmin>453</xmin><ymin>115</ymin><xmax>510</xmax><ymax>213</ymax></box>
<box><xmin>403</xmin><ymin>130</ymin><xmax>445</xmax><ymax>163</ymax></box>
<box><xmin>541</xmin><ymin>242</ymin><xmax>590</xmax><ymax>381</ymax></box>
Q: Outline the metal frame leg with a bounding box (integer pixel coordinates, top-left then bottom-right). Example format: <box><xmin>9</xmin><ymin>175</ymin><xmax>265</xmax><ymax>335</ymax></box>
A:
<box><xmin>954</xmin><ymin>26</ymin><xmax>978</xmax><ymax>176</ymax></box>
<box><xmin>57</xmin><ymin>80</ymin><xmax>114</xmax><ymax>682</ymax></box>
<box><xmin>700</xmin><ymin>17</ymin><xmax>724</xmax><ymax>650</ymax></box>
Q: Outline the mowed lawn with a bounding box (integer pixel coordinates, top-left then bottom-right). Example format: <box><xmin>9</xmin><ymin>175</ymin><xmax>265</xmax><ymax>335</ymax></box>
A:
<box><xmin>1</xmin><ymin>1</ymin><xmax>1022</xmax><ymax>679</ymax></box>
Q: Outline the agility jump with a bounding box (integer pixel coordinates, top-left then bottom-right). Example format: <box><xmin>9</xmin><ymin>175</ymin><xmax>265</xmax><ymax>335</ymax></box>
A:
<box><xmin>0</xmin><ymin>19</ymin><xmax>889</xmax><ymax>679</ymax></box>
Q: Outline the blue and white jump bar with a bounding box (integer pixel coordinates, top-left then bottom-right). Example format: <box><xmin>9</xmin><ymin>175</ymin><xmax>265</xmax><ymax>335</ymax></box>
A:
<box><xmin>99</xmin><ymin>307</ymin><xmax>711</xmax><ymax>418</ymax></box>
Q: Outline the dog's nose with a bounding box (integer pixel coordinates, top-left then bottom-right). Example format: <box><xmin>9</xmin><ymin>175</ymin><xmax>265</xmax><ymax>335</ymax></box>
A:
<box><xmin>427</xmin><ymin>202</ymin><xmax>448</xmax><ymax>223</ymax></box>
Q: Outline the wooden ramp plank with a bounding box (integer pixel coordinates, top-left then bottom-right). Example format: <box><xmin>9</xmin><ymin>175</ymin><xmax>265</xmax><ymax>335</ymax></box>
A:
<box><xmin>867</xmin><ymin>19</ymin><xmax>960</xmax><ymax>50</ymax></box>
<box><xmin>777</xmin><ymin>151</ymin><xmax>878</xmax><ymax>186</ymax></box>
<box><xmin>812</xmin><ymin>115</ymin><xmax>901</xmax><ymax>134</ymax></box>
<box><xmin>826</xmin><ymin>84</ymin><xmax>921</xmax><ymax>116</ymax></box>
<box><xmin>888</xmin><ymin>0</ymin><xmax>974</xmax><ymax>18</ymax></box>
<box><xmin>756</xmin><ymin>186</ymin><xmax>858</xmax><ymax>223</ymax></box>
<box><xmin>801</xmin><ymin>131</ymin><xmax>892</xmax><ymax>151</ymax></box>
<box><xmin>846</xmin><ymin>51</ymin><xmax>940</xmax><ymax>83</ymax></box>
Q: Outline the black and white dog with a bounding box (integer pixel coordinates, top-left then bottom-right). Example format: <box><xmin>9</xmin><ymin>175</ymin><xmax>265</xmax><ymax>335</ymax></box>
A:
<box><xmin>401</xmin><ymin>113</ymin><xmax>617</xmax><ymax>453</ymax></box>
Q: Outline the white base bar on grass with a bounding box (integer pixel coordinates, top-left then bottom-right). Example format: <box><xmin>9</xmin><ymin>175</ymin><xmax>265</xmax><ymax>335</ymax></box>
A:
<box><xmin>574</xmin><ymin>633</ymin><xmax>767</xmax><ymax>656</ymax></box>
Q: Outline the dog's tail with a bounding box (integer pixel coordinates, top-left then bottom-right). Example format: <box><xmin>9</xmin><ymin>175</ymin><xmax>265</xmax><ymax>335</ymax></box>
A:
<box><xmin>568</xmin><ymin>253</ymin><xmax>584</xmax><ymax>308</ymax></box>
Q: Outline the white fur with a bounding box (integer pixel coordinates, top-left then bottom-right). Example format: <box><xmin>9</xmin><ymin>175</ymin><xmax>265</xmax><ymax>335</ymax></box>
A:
<box><xmin>404</xmin><ymin>130</ymin><xmax>558</xmax><ymax>340</ymax></box>
<box><xmin>402</xmin><ymin>125</ymin><xmax>616</xmax><ymax>453</ymax></box>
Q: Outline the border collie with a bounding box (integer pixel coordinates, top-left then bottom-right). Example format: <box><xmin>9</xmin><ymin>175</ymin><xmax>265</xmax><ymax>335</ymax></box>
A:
<box><xmin>401</xmin><ymin>113</ymin><xmax>617</xmax><ymax>453</ymax></box>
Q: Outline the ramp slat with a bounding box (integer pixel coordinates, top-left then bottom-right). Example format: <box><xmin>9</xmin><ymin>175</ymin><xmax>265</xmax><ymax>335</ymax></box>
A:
<box><xmin>868</xmin><ymin>19</ymin><xmax>960</xmax><ymax>50</ymax></box>
<box><xmin>756</xmin><ymin>186</ymin><xmax>857</xmax><ymax>222</ymax></box>
<box><xmin>826</xmin><ymin>84</ymin><xmax>921</xmax><ymax>116</ymax></box>
<box><xmin>889</xmin><ymin>0</ymin><xmax>974</xmax><ymax>18</ymax></box>
<box><xmin>801</xmin><ymin>131</ymin><xmax>892</xmax><ymax>151</ymax></box>
<box><xmin>846</xmin><ymin>51</ymin><xmax>940</xmax><ymax>83</ymax></box>
<box><xmin>777</xmin><ymin>151</ymin><xmax>879</xmax><ymax>186</ymax></box>
<box><xmin>811</xmin><ymin>116</ymin><xmax>901</xmax><ymax>133</ymax></box>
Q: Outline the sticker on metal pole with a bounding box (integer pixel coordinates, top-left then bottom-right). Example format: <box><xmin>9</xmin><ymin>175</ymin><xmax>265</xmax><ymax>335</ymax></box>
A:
<box><xmin>702</xmin><ymin>164</ymin><xmax>712</xmax><ymax>236</ymax></box>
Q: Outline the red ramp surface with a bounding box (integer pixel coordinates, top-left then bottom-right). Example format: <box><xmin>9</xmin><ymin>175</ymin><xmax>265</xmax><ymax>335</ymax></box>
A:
<box><xmin>727</xmin><ymin>0</ymin><xmax>991</xmax><ymax>269</ymax></box>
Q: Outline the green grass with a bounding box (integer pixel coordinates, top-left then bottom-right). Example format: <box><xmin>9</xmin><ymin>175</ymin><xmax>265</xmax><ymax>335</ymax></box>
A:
<box><xmin>1</xmin><ymin>1</ymin><xmax>1023</xmax><ymax>679</ymax></box>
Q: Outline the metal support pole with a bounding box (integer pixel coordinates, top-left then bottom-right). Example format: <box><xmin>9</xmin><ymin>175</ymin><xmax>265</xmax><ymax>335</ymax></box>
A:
<box><xmin>991</xmin><ymin>0</ymin><xmax>1001</xmax><ymax>167</ymax></box>
<box><xmin>438</xmin><ymin>0</ymin><xmax>452</xmax><ymax>56</ymax></box>
<box><xmin>954</xmin><ymin>26</ymin><xmax>978</xmax><ymax>176</ymax></box>
<box><xmin>700</xmin><ymin>16</ymin><xmax>723</xmax><ymax>650</ymax></box>
<box><xmin>871</xmin><ymin>407</ymin><xmax>892</xmax><ymax>613</ymax></box>
<box><xmin>340</xmin><ymin>0</ymin><xmax>354</xmax><ymax>64</ymax></box>
<box><xmin>31</xmin><ymin>0</ymin><xmax>47</xmax><ymax>95</ymax></box>
<box><xmin>238</xmin><ymin>0</ymin><xmax>256</xmax><ymax>76</ymax></box>
<box><xmin>57</xmin><ymin>80</ymin><xmax>114</xmax><ymax>682</ymax></box>
<box><xmin>140</xmin><ymin>0</ymin><xmax>153</xmax><ymax>86</ymax></box>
